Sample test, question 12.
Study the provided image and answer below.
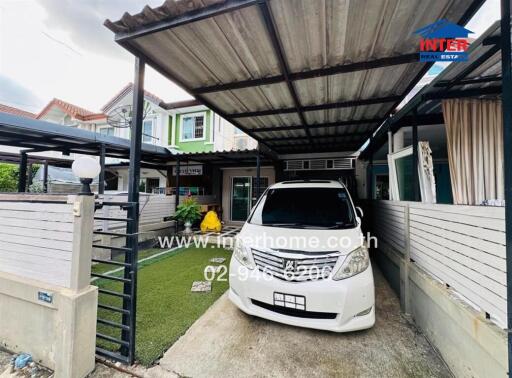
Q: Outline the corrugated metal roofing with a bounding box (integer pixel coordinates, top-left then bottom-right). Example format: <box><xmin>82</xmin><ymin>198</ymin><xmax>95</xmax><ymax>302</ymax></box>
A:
<box><xmin>105</xmin><ymin>0</ymin><xmax>484</xmax><ymax>154</ymax></box>
<box><xmin>173</xmin><ymin>148</ymin><xmax>273</xmax><ymax>165</ymax></box>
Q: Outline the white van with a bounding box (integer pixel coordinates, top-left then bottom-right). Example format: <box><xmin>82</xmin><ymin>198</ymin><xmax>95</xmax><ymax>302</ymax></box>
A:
<box><xmin>229</xmin><ymin>180</ymin><xmax>375</xmax><ymax>332</ymax></box>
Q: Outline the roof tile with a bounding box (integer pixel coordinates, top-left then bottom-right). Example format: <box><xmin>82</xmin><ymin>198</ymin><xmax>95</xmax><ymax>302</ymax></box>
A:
<box><xmin>0</xmin><ymin>103</ymin><xmax>37</xmax><ymax>119</ymax></box>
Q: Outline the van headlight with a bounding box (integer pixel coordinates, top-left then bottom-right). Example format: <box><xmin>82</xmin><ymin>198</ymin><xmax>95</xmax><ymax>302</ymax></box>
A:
<box><xmin>233</xmin><ymin>239</ymin><xmax>255</xmax><ymax>269</ymax></box>
<box><xmin>332</xmin><ymin>246</ymin><xmax>369</xmax><ymax>280</ymax></box>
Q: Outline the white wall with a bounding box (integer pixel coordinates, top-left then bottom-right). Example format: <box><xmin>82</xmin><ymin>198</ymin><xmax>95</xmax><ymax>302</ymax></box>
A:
<box><xmin>213</xmin><ymin>114</ymin><xmax>257</xmax><ymax>152</ymax></box>
<box><xmin>113</xmin><ymin>167</ymin><xmax>167</xmax><ymax>192</ymax></box>
<box><xmin>106</xmin><ymin>92</ymin><xmax>169</xmax><ymax>145</ymax></box>
<box><xmin>221</xmin><ymin>167</ymin><xmax>275</xmax><ymax>223</ymax></box>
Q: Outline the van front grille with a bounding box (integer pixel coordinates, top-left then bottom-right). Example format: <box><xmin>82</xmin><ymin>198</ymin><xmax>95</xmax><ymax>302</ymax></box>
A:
<box><xmin>251</xmin><ymin>248</ymin><xmax>339</xmax><ymax>282</ymax></box>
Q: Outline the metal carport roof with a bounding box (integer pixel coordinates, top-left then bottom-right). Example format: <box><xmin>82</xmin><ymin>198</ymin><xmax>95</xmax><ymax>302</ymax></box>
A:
<box><xmin>362</xmin><ymin>20</ymin><xmax>503</xmax><ymax>158</ymax></box>
<box><xmin>173</xmin><ymin>148</ymin><xmax>274</xmax><ymax>166</ymax></box>
<box><xmin>0</xmin><ymin>112</ymin><xmax>173</xmax><ymax>164</ymax></box>
<box><xmin>105</xmin><ymin>0</ymin><xmax>483</xmax><ymax>154</ymax></box>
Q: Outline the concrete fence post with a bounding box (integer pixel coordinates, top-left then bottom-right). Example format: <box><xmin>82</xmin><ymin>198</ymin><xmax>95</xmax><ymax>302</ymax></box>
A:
<box><xmin>56</xmin><ymin>195</ymin><xmax>98</xmax><ymax>378</ymax></box>
<box><xmin>400</xmin><ymin>203</ymin><xmax>411</xmax><ymax>314</ymax></box>
<box><xmin>69</xmin><ymin>195</ymin><xmax>95</xmax><ymax>291</ymax></box>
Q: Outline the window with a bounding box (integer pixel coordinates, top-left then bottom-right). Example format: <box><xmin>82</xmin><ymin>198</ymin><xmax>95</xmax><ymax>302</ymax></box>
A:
<box><xmin>181</xmin><ymin>112</ymin><xmax>205</xmax><ymax>141</ymax></box>
<box><xmin>249</xmin><ymin>187</ymin><xmax>356</xmax><ymax>229</ymax></box>
<box><xmin>146</xmin><ymin>178</ymin><xmax>160</xmax><ymax>193</ymax></box>
<box><xmin>99</xmin><ymin>127</ymin><xmax>115</xmax><ymax>137</ymax></box>
<box><xmin>143</xmin><ymin>119</ymin><xmax>154</xmax><ymax>143</ymax></box>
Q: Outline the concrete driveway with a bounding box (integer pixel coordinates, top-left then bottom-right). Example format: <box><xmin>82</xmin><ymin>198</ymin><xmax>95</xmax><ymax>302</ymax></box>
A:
<box><xmin>149</xmin><ymin>266</ymin><xmax>451</xmax><ymax>378</ymax></box>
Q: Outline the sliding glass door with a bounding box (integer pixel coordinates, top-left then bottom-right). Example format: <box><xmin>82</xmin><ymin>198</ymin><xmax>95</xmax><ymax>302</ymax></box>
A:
<box><xmin>231</xmin><ymin>176</ymin><xmax>270</xmax><ymax>221</ymax></box>
<box><xmin>231</xmin><ymin>177</ymin><xmax>251</xmax><ymax>221</ymax></box>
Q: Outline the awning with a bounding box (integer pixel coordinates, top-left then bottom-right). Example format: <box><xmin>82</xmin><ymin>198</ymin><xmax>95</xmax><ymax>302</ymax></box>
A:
<box><xmin>105</xmin><ymin>0</ymin><xmax>483</xmax><ymax>154</ymax></box>
<box><xmin>0</xmin><ymin>112</ymin><xmax>173</xmax><ymax>164</ymax></box>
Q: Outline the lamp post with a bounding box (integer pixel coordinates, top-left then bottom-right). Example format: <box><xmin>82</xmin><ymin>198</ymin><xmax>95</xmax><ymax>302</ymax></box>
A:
<box><xmin>72</xmin><ymin>157</ymin><xmax>101</xmax><ymax>196</ymax></box>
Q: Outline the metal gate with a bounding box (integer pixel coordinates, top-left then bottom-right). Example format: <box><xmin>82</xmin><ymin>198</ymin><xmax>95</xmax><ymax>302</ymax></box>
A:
<box><xmin>91</xmin><ymin>200</ymin><xmax>139</xmax><ymax>365</ymax></box>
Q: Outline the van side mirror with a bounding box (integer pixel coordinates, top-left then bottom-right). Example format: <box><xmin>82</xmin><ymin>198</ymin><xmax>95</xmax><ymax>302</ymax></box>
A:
<box><xmin>355</xmin><ymin>207</ymin><xmax>364</xmax><ymax>218</ymax></box>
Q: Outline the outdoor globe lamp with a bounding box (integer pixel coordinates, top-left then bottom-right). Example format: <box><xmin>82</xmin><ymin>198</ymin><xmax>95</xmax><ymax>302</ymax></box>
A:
<box><xmin>72</xmin><ymin>156</ymin><xmax>101</xmax><ymax>195</ymax></box>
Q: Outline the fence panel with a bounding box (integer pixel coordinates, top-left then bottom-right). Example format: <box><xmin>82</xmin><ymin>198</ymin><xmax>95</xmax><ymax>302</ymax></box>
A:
<box><xmin>94</xmin><ymin>194</ymin><xmax>175</xmax><ymax>232</ymax></box>
<box><xmin>372</xmin><ymin>201</ymin><xmax>406</xmax><ymax>255</ymax></box>
<box><xmin>0</xmin><ymin>195</ymin><xmax>84</xmax><ymax>288</ymax></box>
<box><xmin>372</xmin><ymin>200</ymin><xmax>506</xmax><ymax>327</ymax></box>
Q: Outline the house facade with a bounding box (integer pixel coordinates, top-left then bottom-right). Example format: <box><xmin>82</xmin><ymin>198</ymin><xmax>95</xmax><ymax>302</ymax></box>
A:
<box><xmin>0</xmin><ymin>85</ymin><xmax>260</xmax><ymax>197</ymax></box>
<box><xmin>165</xmin><ymin>99</ymin><xmax>257</xmax><ymax>153</ymax></box>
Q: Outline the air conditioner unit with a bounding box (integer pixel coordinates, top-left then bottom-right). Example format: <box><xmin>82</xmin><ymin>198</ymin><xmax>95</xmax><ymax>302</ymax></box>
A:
<box><xmin>284</xmin><ymin>158</ymin><xmax>354</xmax><ymax>171</ymax></box>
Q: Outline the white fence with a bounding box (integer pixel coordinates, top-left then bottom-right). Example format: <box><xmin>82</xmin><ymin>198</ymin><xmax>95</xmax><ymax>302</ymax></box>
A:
<box><xmin>0</xmin><ymin>196</ymin><xmax>76</xmax><ymax>287</ymax></box>
<box><xmin>94</xmin><ymin>193</ymin><xmax>175</xmax><ymax>231</ymax></box>
<box><xmin>372</xmin><ymin>201</ymin><xmax>506</xmax><ymax>327</ymax></box>
<box><xmin>0</xmin><ymin>194</ymin><xmax>97</xmax><ymax>377</ymax></box>
<box><xmin>0</xmin><ymin>194</ymin><xmax>95</xmax><ymax>290</ymax></box>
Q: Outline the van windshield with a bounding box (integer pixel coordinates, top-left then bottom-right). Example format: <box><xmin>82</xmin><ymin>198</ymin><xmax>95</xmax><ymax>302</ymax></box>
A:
<box><xmin>249</xmin><ymin>187</ymin><xmax>356</xmax><ymax>229</ymax></box>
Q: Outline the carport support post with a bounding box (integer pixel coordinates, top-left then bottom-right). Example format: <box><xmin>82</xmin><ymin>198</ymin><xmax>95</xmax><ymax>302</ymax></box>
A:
<box><xmin>255</xmin><ymin>153</ymin><xmax>261</xmax><ymax>199</ymax></box>
<box><xmin>500</xmin><ymin>0</ymin><xmax>512</xmax><ymax>372</ymax></box>
<box><xmin>122</xmin><ymin>56</ymin><xmax>145</xmax><ymax>363</ymax></box>
<box><xmin>175</xmin><ymin>157</ymin><xmax>180</xmax><ymax>209</ymax></box>
<box><xmin>18</xmin><ymin>152</ymin><xmax>27</xmax><ymax>192</ymax></box>
<box><xmin>401</xmin><ymin>204</ymin><xmax>411</xmax><ymax>314</ymax></box>
<box><xmin>175</xmin><ymin>157</ymin><xmax>180</xmax><ymax>233</ymax></box>
<box><xmin>27</xmin><ymin>163</ymin><xmax>33</xmax><ymax>191</ymax></box>
<box><xmin>412</xmin><ymin>108</ymin><xmax>419</xmax><ymax>201</ymax></box>
<box><xmin>98</xmin><ymin>143</ymin><xmax>106</xmax><ymax>195</ymax></box>
<box><xmin>43</xmin><ymin>161</ymin><xmax>48</xmax><ymax>193</ymax></box>
<box><xmin>367</xmin><ymin>138</ymin><xmax>373</xmax><ymax>199</ymax></box>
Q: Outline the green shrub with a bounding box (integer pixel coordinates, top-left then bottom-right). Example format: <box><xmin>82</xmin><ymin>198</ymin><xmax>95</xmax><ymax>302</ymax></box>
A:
<box><xmin>174</xmin><ymin>197</ymin><xmax>202</xmax><ymax>224</ymax></box>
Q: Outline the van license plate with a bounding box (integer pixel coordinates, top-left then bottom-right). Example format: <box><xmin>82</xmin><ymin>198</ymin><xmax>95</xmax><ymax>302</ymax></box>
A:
<box><xmin>273</xmin><ymin>292</ymin><xmax>306</xmax><ymax>311</ymax></box>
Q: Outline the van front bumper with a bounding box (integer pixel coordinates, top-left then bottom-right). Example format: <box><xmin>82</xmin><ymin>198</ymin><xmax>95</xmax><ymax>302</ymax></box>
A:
<box><xmin>228</xmin><ymin>257</ymin><xmax>375</xmax><ymax>332</ymax></box>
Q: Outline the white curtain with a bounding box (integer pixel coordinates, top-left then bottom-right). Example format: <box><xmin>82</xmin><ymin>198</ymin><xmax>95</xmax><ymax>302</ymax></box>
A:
<box><xmin>442</xmin><ymin>99</ymin><xmax>504</xmax><ymax>205</ymax></box>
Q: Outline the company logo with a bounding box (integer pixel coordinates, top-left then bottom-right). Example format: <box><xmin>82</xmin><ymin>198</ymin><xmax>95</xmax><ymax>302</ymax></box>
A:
<box><xmin>415</xmin><ymin>19</ymin><xmax>473</xmax><ymax>62</ymax></box>
<box><xmin>283</xmin><ymin>259</ymin><xmax>297</xmax><ymax>271</ymax></box>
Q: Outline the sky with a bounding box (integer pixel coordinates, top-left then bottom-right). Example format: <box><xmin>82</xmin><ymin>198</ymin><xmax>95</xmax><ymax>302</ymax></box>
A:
<box><xmin>0</xmin><ymin>0</ymin><xmax>192</xmax><ymax>114</ymax></box>
<box><xmin>0</xmin><ymin>0</ymin><xmax>502</xmax><ymax>115</ymax></box>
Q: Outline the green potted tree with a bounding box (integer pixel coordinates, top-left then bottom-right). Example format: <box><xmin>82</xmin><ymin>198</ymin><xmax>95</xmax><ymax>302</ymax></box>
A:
<box><xmin>174</xmin><ymin>197</ymin><xmax>202</xmax><ymax>234</ymax></box>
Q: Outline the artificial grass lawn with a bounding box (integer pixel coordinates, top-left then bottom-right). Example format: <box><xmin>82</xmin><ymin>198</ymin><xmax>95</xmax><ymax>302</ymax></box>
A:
<box><xmin>96</xmin><ymin>245</ymin><xmax>232</xmax><ymax>366</ymax></box>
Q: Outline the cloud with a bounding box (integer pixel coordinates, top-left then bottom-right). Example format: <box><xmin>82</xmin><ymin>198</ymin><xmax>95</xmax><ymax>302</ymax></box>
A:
<box><xmin>0</xmin><ymin>75</ymin><xmax>45</xmax><ymax>113</ymax></box>
<box><xmin>35</xmin><ymin>0</ymin><xmax>162</xmax><ymax>60</ymax></box>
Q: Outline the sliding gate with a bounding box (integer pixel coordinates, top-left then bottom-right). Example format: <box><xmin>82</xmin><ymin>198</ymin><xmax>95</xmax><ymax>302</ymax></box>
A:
<box><xmin>91</xmin><ymin>200</ymin><xmax>139</xmax><ymax>365</ymax></box>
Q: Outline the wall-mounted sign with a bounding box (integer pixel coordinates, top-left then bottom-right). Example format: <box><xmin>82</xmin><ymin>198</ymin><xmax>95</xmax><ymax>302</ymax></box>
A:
<box><xmin>172</xmin><ymin>164</ymin><xmax>203</xmax><ymax>176</ymax></box>
<box><xmin>38</xmin><ymin>291</ymin><xmax>53</xmax><ymax>304</ymax></box>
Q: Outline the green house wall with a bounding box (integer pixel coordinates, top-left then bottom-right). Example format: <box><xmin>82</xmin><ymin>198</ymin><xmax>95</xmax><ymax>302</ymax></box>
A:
<box><xmin>169</xmin><ymin>110</ymin><xmax>213</xmax><ymax>153</ymax></box>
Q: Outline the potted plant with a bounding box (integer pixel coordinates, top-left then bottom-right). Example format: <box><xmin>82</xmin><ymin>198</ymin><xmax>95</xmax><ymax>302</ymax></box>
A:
<box><xmin>174</xmin><ymin>197</ymin><xmax>202</xmax><ymax>234</ymax></box>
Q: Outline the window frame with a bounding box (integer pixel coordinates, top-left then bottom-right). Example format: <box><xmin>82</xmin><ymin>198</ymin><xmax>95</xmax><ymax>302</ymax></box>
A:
<box><xmin>142</xmin><ymin>118</ymin><xmax>156</xmax><ymax>144</ymax></box>
<box><xmin>98</xmin><ymin>126</ymin><xmax>115</xmax><ymax>137</ymax></box>
<box><xmin>179</xmin><ymin>111</ymin><xmax>207</xmax><ymax>142</ymax></box>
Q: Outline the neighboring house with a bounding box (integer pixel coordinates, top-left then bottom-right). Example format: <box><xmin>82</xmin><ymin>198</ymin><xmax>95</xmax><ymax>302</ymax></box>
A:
<box><xmin>0</xmin><ymin>104</ymin><xmax>37</xmax><ymax>119</ymax></box>
<box><xmin>100</xmin><ymin>83</ymin><xmax>171</xmax><ymax>192</ymax></box>
<box><xmin>37</xmin><ymin>98</ymin><xmax>107</xmax><ymax>131</ymax></box>
<box><xmin>0</xmin><ymin>84</ymin><xmax>259</xmax><ymax>196</ymax></box>
<box><xmin>165</xmin><ymin>99</ymin><xmax>257</xmax><ymax>153</ymax></box>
